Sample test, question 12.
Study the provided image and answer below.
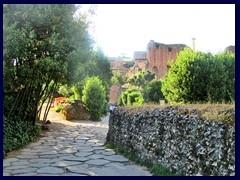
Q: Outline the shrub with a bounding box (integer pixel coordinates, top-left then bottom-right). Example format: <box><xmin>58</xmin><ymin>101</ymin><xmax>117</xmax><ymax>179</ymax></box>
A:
<box><xmin>3</xmin><ymin>117</ymin><xmax>41</xmax><ymax>157</ymax></box>
<box><xmin>127</xmin><ymin>70</ymin><xmax>155</xmax><ymax>88</ymax></box>
<box><xmin>82</xmin><ymin>77</ymin><xmax>107</xmax><ymax>120</ymax></box>
<box><xmin>111</xmin><ymin>71</ymin><xmax>125</xmax><ymax>85</ymax></box>
<box><xmin>58</xmin><ymin>84</ymin><xmax>74</xmax><ymax>98</ymax></box>
<box><xmin>143</xmin><ymin>79</ymin><xmax>164</xmax><ymax>103</ymax></box>
<box><xmin>118</xmin><ymin>86</ymin><xmax>143</xmax><ymax>106</ymax></box>
<box><xmin>161</xmin><ymin>48</ymin><xmax>235</xmax><ymax>103</ymax></box>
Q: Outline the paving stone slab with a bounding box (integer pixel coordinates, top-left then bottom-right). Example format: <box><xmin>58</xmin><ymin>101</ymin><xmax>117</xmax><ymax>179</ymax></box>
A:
<box><xmin>16</xmin><ymin>154</ymin><xmax>39</xmax><ymax>159</ymax></box>
<box><xmin>77</xmin><ymin>137</ymin><xmax>90</xmax><ymax>140</ymax></box>
<box><xmin>87</xmin><ymin>154</ymin><xmax>105</xmax><ymax>159</ymax></box>
<box><xmin>3</xmin><ymin>172</ymin><xmax>10</xmax><ymax>176</ymax></box>
<box><xmin>35</xmin><ymin>174</ymin><xmax>61</xmax><ymax>176</ymax></box>
<box><xmin>16</xmin><ymin>172</ymin><xmax>38</xmax><ymax>176</ymax></box>
<box><xmin>62</xmin><ymin>173</ymin><xmax>88</xmax><ymax>176</ymax></box>
<box><xmin>92</xmin><ymin>164</ymin><xmax>151</xmax><ymax>176</ymax></box>
<box><xmin>3</xmin><ymin>161</ymin><xmax>11</xmax><ymax>167</ymax></box>
<box><xmin>27</xmin><ymin>142</ymin><xmax>42</xmax><ymax>147</ymax></box>
<box><xmin>30</xmin><ymin>162</ymin><xmax>52</xmax><ymax>168</ymax></box>
<box><xmin>11</xmin><ymin>168</ymin><xmax>38</xmax><ymax>175</ymax></box>
<box><xmin>39</xmin><ymin>155</ymin><xmax>59</xmax><ymax>159</ymax></box>
<box><xmin>52</xmin><ymin>161</ymin><xmax>82</xmax><ymax>167</ymax></box>
<box><xmin>74</xmin><ymin>140</ymin><xmax>87</xmax><ymax>143</ymax></box>
<box><xmin>66</xmin><ymin>165</ymin><xmax>96</xmax><ymax>176</ymax></box>
<box><xmin>101</xmin><ymin>151</ymin><xmax>116</xmax><ymax>156</ymax></box>
<box><xmin>39</xmin><ymin>150</ymin><xmax>58</xmax><ymax>155</ymax></box>
<box><xmin>80</xmin><ymin>134</ymin><xmax>95</xmax><ymax>137</ymax></box>
<box><xmin>87</xmin><ymin>139</ymin><xmax>100</xmax><ymax>143</ymax></box>
<box><xmin>66</xmin><ymin>138</ymin><xmax>74</xmax><ymax>141</ymax></box>
<box><xmin>59</xmin><ymin>149</ymin><xmax>78</xmax><ymax>154</ymax></box>
<box><xmin>37</xmin><ymin>167</ymin><xmax>64</xmax><ymax>174</ymax></box>
<box><xmin>85</xmin><ymin>159</ymin><xmax>110</xmax><ymax>166</ymax></box>
<box><xmin>103</xmin><ymin>155</ymin><xmax>129</xmax><ymax>162</ymax></box>
<box><xmin>20</xmin><ymin>152</ymin><xmax>39</xmax><ymax>156</ymax></box>
<box><xmin>77</xmin><ymin>148</ymin><xmax>94</xmax><ymax>152</ymax></box>
<box><xmin>86</xmin><ymin>142</ymin><xmax>95</xmax><ymax>145</ymax></box>
<box><xmin>59</xmin><ymin>142</ymin><xmax>75</xmax><ymax>146</ymax></box>
<box><xmin>29</xmin><ymin>158</ymin><xmax>60</xmax><ymax>163</ymax></box>
<box><xmin>12</xmin><ymin>161</ymin><xmax>30</xmax><ymax>166</ymax></box>
<box><xmin>62</xmin><ymin>156</ymin><xmax>89</xmax><ymax>162</ymax></box>
<box><xmin>5</xmin><ymin>165</ymin><xmax>29</xmax><ymax>170</ymax></box>
<box><xmin>104</xmin><ymin>162</ymin><xmax>126</xmax><ymax>168</ymax></box>
<box><xmin>91</xmin><ymin>143</ymin><xmax>104</xmax><ymax>146</ymax></box>
<box><xmin>58</xmin><ymin>154</ymin><xmax>76</xmax><ymax>159</ymax></box>
<box><xmin>26</xmin><ymin>149</ymin><xmax>50</xmax><ymax>153</ymax></box>
<box><xmin>20</xmin><ymin>149</ymin><xmax>32</xmax><ymax>152</ymax></box>
<box><xmin>92</xmin><ymin>146</ymin><xmax>106</xmax><ymax>150</ymax></box>
<box><xmin>94</xmin><ymin>150</ymin><xmax>106</xmax><ymax>154</ymax></box>
<box><xmin>74</xmin><ymin>144</ymin><xmax>92</xmax><ymax>149</ymax></box>
<box><xmin>56</xmin><ymin>137</ymin><xmax>66</xmax><ymax>140</ymax></box>
<box><xmin>75</xmin><ymin>152</ymin><xmax>93</xmax><ymax>157</ymax></box>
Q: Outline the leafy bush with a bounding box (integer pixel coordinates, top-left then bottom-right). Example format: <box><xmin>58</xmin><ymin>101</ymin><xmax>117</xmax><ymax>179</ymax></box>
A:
<box><xmin>111</xmin><ymin>71</ymin><xmax>125</xmax><ymax>85</ymax></box>
<box><xmin>71</xmin><ymin>84</ymin><xmax>81</xmax><ymax>99</ymax></box>
<box><xmin>58</xmin><ymin>84</ymin><xmax>74</xmax><ymax>97</ymax></box>
<box><xmin>118</xmin><ymin>86</ymin><xmax>143</xmax><ymax>106</ymax></box>
<box><xmin>143</xmin><ymin>79</ymin><xmax>164</xmax><ymax>103</ymax></box>
<box><xmin>161</xmin><ymin>48</ymin><xmax>235</xmax><ymax>103</ymax></box>
<box><xmin>82</xmin><ymin>77</ymin><xmax>107</xmax><ymax>120</ymax></box>
<box><xmin>127</xmin><ymin>70</ymin><xmax>155</xmax><ymax>88</ymax></box>
<box><xmin>4</xmin><ymin>117</ymin><xmax>41</xmax><ymax>157</ymax></box>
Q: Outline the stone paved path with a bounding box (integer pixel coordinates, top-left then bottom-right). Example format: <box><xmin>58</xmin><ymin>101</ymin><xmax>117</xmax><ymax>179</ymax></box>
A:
<box><xmin>3</xmin><ymin>107</ymin><xmax>151</xmax><ymax>176</ymax></box>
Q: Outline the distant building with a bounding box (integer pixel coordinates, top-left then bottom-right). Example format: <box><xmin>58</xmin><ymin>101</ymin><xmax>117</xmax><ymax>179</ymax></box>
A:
<box><xmin>109</xmin><ymin>40</ymin><xmax>186</xmax><ymax>79</ymax></box>
<box><xmin>146</xmin><ymin>40</ymin><xmax>186</xmax><ymax>78</ymax></box>
<box><xmin>225</xmin><ymin>45</ymin><xmax>235</xmax><ymax>54</ymax></box>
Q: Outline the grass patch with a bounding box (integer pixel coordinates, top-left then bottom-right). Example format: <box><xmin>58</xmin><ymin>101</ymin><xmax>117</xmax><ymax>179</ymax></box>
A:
<box><xmin>150</xmin><ymin>164</ymin><xmax>180</xmax><ymax>176</ymax></box>
<box><xmin>105</xmin><ymin>143</ymin><xmax>180</xmax><ymax>176</ymax></box>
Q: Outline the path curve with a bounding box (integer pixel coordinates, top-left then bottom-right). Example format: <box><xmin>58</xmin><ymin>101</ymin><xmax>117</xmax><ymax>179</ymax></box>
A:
<box><xmin>3</xmin><ymin>105</ymin><xmax>151</xmax><ymax>176</ymax></box>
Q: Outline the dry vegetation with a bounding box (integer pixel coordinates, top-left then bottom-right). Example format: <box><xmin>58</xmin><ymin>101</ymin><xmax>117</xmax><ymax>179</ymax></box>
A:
<box><xmin>118</xmin><ymin>103</ymin><xmax>235</xmax><ymax>124</ymax></box>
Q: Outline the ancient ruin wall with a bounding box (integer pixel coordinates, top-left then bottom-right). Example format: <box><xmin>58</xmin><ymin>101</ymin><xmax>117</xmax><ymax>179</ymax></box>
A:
<box><xmin>147</xmin><ymin>41</ymin><xmax>186</xmax><ymax>78</ymax></box>
<box><xmin>106</xmin><ymin>107</ymin><xmax>235</xmax><ymax>176</ymax></box>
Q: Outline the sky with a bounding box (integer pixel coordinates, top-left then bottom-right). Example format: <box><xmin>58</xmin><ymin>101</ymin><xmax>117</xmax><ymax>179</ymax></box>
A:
<box><xmin>79</xmin><ymin>4</ymin><xmax>235</xmax><ymax>58</ymax></box>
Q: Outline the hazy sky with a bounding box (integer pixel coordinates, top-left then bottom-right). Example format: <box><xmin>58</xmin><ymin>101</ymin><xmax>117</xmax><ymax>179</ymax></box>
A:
<box><xmin>80</xmin><ymin>4</ymin><xmax>235</xmax><ymax>58</ymax></box>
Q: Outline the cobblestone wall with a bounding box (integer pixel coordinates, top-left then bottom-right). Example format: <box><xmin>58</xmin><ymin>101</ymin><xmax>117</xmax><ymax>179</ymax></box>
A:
<box><xmin>106</xmin><ymin>106</ymin><xmax>235</xmax><ymax>176</ymax></box>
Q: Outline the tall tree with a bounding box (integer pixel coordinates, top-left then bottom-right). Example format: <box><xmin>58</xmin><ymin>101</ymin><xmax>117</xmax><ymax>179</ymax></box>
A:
<box><xmin>3</xmin><ymin>4</ymin><xmax>93</xmax><ymax>125</ymax></box>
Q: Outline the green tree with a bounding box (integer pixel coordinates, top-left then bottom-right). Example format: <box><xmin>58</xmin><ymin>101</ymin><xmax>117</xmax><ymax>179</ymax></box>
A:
<box><xmin>143</xmin><ymin>79</ymin><xmax>164</xmax><ymax>103</ymax></box>
<box><xmin>57</xmin><ymin>84</ymin><xmax>73</xmax><ymax>97</ymax></box>
<box><xmin>3</xmin><ymin>4</ymin><xmax>94</xmax><ymax>155</ymax></box>
<box><xmin>111</xmin><ymin>71</ymin><xmax>124</xmax><ymax>85</ymax></box>
<box><xmin>161</xmin><ymin>47</ymin><xmax>235</xmax><ymax>103</ymax></box>
<box><xmin>161</xmin><ymin>48</ymin><xmax>195</xmax><ymax>103</ymax></box>
<box><xmin>71</xmin><ymin>84</ymin><xmax>82</xmax><ymax>100</ymax></box>
<box><xmin>118</xmin><ymin>86</ymin><xmax>143</xmax><ymax>106</ymax></box>
<box><xmin>4</xmin><ymin>4</ymin><xmax>92</xmax><ymax>123</ymax></box>
<box><xmin>215</xmin><ymin>52</ymin><xmax>235</xmax><ymax>102</ymax></box>
<box><xmin>82</xmin><ymin>77</ymin><xmax>107</xmax><ymax>120</ymax></box>
<box><xmin>68</xmin><ymin>49</ymin><xmax>112</xmax><ymax>103</ymax></box>
<box><xmin>127</xmin><ymin>70</ymin><xmax>155</xmax><ymax>88</ymax></box>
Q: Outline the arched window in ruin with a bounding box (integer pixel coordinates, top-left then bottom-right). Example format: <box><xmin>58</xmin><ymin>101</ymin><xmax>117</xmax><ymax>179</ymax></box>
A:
<box><xmin>152</xmin><ymin>66</ymin><xmax>159</xmax><ymax>77</ymax></box>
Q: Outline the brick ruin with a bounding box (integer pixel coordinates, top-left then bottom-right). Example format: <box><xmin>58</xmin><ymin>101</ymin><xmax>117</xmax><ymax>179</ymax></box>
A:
<box><xmin>108</xmin><ymin>40</ymin><xmax>186</xmax><ymax>104</ymax></box>
<box><xmin>225</xmin><ymin>45</ymin><xmax>235</xmax><ymax>54</ymax></box>
<box><xmin>110</xmin><ymin>40</ymin><xmax>186</xmax><ymax>79</ymax></box>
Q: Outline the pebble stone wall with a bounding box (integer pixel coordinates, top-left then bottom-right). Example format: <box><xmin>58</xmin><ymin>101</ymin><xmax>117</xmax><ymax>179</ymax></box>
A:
<box><xmin>106</xmin><ymin>106</ymin><xmax>235</xmax><ymax>176</ymax></box>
